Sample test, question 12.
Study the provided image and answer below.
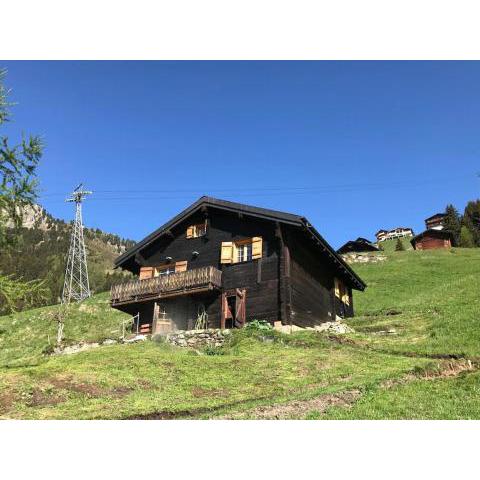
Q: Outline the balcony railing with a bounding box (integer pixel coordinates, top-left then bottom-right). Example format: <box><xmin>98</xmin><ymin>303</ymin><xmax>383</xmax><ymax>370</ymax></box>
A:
<box><xmin>110</xmin><ymin>266</ymin><xmax>222</xmax><ymax>306</ymax></box>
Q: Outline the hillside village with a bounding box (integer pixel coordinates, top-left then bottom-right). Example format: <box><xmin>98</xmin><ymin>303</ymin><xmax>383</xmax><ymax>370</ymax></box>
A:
<box><xmin>1</xmin><ymin>62</ymin><xmax>479</xmax><ymax>422</ymax></box>
<box><xmin>338</xmin><ymin>209</ymin><xmax>461</xmax><ymax>263</ymax></box>
<box><xmin>0</xmin><ymin>195</ymin><xmax>479</xmax><ymax>420</ymax></box>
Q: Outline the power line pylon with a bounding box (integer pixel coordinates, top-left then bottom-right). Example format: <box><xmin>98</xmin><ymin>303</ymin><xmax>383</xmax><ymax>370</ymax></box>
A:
<box><xmin>62</xmin><ymin>183</ymin><xmax>92</xmax><ymax>304</ymax></box>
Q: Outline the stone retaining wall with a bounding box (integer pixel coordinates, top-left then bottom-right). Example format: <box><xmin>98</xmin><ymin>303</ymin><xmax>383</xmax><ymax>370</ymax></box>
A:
<box><xmin>341</xmin><ymin>252</ymin><xmax>387</xmax><ymax>264</ymax></box>
<box><xmin>162</xmin><ymin>329</ymin><xmax>231</xmax><ymax>348</ymax></box>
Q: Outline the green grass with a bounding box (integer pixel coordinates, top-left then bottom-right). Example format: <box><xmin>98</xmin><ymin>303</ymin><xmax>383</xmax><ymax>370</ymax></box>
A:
<box><xmin>0</xmin><ymin>246</ymin><xmax>479</xmax><ymax>419</ymax></box>
<box><xmin>315</xmin><ymin>370</ymin><xmax>480</xmax><ymax>420</ymax></box>
<box><xmin>377</xmin><ymin>236</ymin><xmax>413</xmax><ymax>254</ymax></box>
<box><xmin>0</xmin><ymin>292</ymin><xmax>129</xmax><ymax>368</ymax></box>
<box><xmin>0</xmin><ymin>332</ymin><xmax>428</xmax><ymax>419</ymax></box>
<box><xmin>350</xmin><ymin>247</ymin><xmax>480</xmax><ymax>357</ymax></box>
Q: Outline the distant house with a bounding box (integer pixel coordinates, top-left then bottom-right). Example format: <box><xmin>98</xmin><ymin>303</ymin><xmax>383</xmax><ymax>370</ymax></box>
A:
<box><xmin>424</xmin><ymin>213</ymin><xmax>446</xmax><ymax>231</ymax></box>
<box><xmin>411</xmin><ymin>229</ymin><xmax>452</xmax><ymax>250</ymax></box>
<box><xmin>337</xmin><ymin>237</ymin><xmax>380</xmax><ymax>254</ymax></box>
<box><xmin>411</xmin><ymin>213</ymin><xmax>452</xmax><ymax>250</ymax></box>
<box><xmin>375</xmin><ymin>227</ymin><xmax>414</xmax><ymax>243</ymax></box>
<box><xmin>111</xmin><ymin>196</ymin><xmax>366</xmax><ymax>334</ymax></box>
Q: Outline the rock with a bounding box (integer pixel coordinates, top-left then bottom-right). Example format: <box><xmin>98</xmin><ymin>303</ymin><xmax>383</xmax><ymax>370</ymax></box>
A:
<box><xmin>163</xmin><ymin>328</ymin><xmax>229</xmax><ymax>348</ymax></box>
<box><xmin>102</xmin><ymin>339</ymin><xmax>117</xmax><ymax>345</ymax></box>
<box><xmin>314</xmin><ymin>321</ymin><xmax>354</xmax><ymax>334</ymax></box>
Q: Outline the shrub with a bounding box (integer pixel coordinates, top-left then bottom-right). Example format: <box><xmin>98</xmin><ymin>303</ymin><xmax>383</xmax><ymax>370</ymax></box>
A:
<box><xmin>245</xmin><ymin>319</ymin><xmax>273</xmax><ymax>331</ymax></box>
<box><xmin>203</xmin><ymin>345</ymin><xmax>224</xmax><ymax>356</ymax></box>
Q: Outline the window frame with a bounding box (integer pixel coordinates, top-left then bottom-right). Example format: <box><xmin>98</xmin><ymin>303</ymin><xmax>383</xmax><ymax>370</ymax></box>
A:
<box><xmin>154</xmin><ymin>264</ymin><xmax>177</xmax><ymax>277</ymax></box>
<box><xmin>187</xmin><ymin>221</ymin><xmax>207</xmax><ymax>239</ymax></box>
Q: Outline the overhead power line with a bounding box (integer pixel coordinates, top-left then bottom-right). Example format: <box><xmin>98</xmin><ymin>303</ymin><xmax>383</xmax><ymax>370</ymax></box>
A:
<box><xmin>38</xmin><ymin>174</ymin><xmax>470</xmax><ymax>203</ymax></box>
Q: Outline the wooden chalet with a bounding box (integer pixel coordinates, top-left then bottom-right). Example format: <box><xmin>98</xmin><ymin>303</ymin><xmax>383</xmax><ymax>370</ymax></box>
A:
<box><xmin>411</xmin><ymin>229</ymin><xmax>452</xmax><ymax>250</ymax></box>
<box><xmin>337</xmin><ymin>237</ymin><xmax>379</xmax><ymax>254</ymax></box>
<box><xmin>424</xmin><ymin>213</ymin><xmax>446</xmax><ymax>231</ymax></box>
<box><xmin>111</xmin><ymin>197</ymin><xmax>366</xmax><ymax>334</ymax></box>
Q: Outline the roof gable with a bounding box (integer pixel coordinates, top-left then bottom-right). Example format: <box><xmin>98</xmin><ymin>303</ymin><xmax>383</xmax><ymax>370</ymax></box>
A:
<box><xmin>114</xmin><ymin>196</ymin><xmax>366</xmax><ymax>290</ymax></box>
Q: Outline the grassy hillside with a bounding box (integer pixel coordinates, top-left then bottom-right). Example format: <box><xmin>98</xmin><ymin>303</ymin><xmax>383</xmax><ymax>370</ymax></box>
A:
<box><xmin>0</xmin><ymin>293</ymin><xmax>129</xmax><ymax>368</ymax></box>
<box><xmin>0</xmin><ymin>246</ymin><xmax>478</xmax><ymax>419</ymax></box>
<box><xmin>351</xmin><ymin>247</ymin><xmax>480</xmax><ymax>357</ymax></box>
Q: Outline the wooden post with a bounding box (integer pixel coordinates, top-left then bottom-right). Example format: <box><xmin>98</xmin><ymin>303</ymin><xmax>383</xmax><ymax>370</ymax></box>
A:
<box><xmin>276</xmin><ymin>223</ymin><xmax>291</xmax><ymax>326</ymax></box>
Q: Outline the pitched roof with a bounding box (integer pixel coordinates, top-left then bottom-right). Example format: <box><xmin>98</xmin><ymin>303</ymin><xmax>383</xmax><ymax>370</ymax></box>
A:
<box><xmin>425</xmin><ymin>213</ymin><xmax>447</xmax><ymax>222</ymax></box>
<box><xmin>411</xmin><ymin>229</ymin><xmax>452</xmax><ymax>243</ymax></box>
<box><xmin>337</xmin><ymin>238</ymin><xmax>379</xmax><ymax>254</ymax></box>
<box><xmin>114</xmin><ymin>196</ymin><xmax>366</xmax><ymax>290</ymax></box>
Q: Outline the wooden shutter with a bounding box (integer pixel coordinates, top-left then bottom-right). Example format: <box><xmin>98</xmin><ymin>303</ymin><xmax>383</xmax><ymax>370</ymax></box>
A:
<box><xmin>220</xmin><ymin>241</ymin><xmax>233</xmax><ymax>264</ymax></box>
<box><xmin>235</xmin><ymin>288</ymin><xmax>247</xmax><ymax>328</ymax></box>
<box><xmin>334</xmin><ymin>278</ymin><xmax>341</xmax><ymax>298</ymax></box>
<box><xmin>139</xmin><ymin>267</ymin><xmax>153</xmax><ymax>280</ymax></box>
<box><xmin>175</xmin><ymin>260</ymin><xmax>188</xmax><ymax>272</ymax></box>
<box><xmin>186</xmin><ymin>226</ymin><xmax>194</xmax><ymax>238</ymax></box>
<box><xmin>252</xmin><ymin>237</ymin><xmax>263</xmax><ymax>259</ymax></box>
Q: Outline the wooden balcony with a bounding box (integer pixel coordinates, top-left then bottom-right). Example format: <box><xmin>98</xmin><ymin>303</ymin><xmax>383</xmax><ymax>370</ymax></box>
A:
<box><xmin>110</xmin><ymin>266</ymin><xmax>222</xmax><ymax>306</ymax></box>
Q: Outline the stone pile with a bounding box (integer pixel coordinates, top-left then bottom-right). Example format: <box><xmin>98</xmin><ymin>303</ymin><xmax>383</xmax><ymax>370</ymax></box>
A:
<box><xmin>164</xmin><ymin>329</ymin><xmax>231</xmax><ymax>348</ymax></box>
<box><xmin>314</xmin><ymin>321</ymin><xmax>355</xmax><ymax>334</ymax></box>
<box><xmin>341</xmin><ymin>252</ymin><xmax>387</xmax><ymax>264</ymax></box>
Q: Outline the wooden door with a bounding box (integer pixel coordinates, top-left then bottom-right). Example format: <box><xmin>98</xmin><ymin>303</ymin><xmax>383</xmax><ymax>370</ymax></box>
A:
<box><xmin>234</xmin><ymin>288</ymin><xmax>246</xmax><ymax>328</ymax></box>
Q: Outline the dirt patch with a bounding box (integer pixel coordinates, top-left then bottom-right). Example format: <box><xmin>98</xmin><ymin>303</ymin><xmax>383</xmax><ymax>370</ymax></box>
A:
<box><xmin>0</xmin><ymin>390</ymin><xmax>17</xmax><ymax>413</ymax></box>
<box><xmin>48</xmin><ymin>376</ymin><xmax>105</xmax><ymax>397</ymax></box>
<box><xmin>25</xmin><ymin>389</ymin><xmax>65</xmax><ymax>408</ymax></box>
<box><xmin>191</xmin><ymin>387</ymin><xmax>228</xmax><ymax>398</ymax></box>
<box><xmin>221</xmin><ymin>390</ymin><xmax>362</xmax><ymax>420</ymax></box>
<box><xmin>47</xmin><ymin>375</ymin><xmax>133</xmax><ymax>398</ymax></box>
<box><xmin>381</xmin><ymin>359</ymin><xmax>476</xmax><ymax>389</ymax></box>
<box><xmin>110</xmin><ymin>386</ymin><xmax>134</xmax><ymax>397</ymax></box>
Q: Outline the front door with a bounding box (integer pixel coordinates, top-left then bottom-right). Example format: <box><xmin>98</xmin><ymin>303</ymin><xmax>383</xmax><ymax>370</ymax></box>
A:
<box><xmin>221</xmin><ymin>289</ymin><xmax>247</xmax><ymax>329</ymax></box>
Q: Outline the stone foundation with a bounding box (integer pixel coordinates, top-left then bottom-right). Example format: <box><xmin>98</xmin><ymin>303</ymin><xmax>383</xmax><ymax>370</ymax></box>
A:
<box><xmin>162</xmin><ymin>329</ymin><xmax>231</xmax><ymax>348</ymax></box>
<box><xmin>341</xmin><ymin>252</ymin><xmax>387</xmax><ymax>264</ymax></box>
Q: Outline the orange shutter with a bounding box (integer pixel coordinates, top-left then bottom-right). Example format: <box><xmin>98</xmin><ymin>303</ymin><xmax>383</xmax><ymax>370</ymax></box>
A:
<box><xmin>220</xmin><ymin>242</ymin><xmax>233</xmax><ymax>264</ymax></box>
<box><xmin>175</xmin><ymin>260</ymin><xmax>188</xmax><ymax>272</ymax></box>
<box><xmin>343</xmin><ymin>287</ymin><xmax>350</xmax><ymax>306</ymax></box>
<box><xmin>139</xmin><ymin>267</ymin><xmax>153</xmax><ymax>280</ymax></box>
<box><xmin>334</xmin><ymin>278</ymin><xmax>341</xmax><ymax>298</ymax></box>
<box><xmin>186</xmin><ymin>226</ymin><xmax>194</xmax><ymax>238</ymax></box>
<box><xmin>252</xmin><ymin>237</ymin><xmax>263</xmax><ymax>259</ymax></box>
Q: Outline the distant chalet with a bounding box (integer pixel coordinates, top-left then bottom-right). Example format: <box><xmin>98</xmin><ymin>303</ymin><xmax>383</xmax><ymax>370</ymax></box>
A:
<box><xmin>111</xmin><ymin>196</ymin><xmax>366</xmax><ymax>334</ymax></box>
<box><xmin>411</xmin><ymin>213</ymin><xmax>452</xmax><ymax>250</ymax></box>
<box><xmin>375</xmin><ymin>227</ymin><xmax>414</xmax><ymax>243</ymax></box>
<box><xmin>337</xmin><ymin>237</ymin><xmax>380</xmax><ymax>254</ymax></box>
<box><xmin>424</xmin><ymin>213</ymin><xmax>447</xmax><ymax>231</ymax></box>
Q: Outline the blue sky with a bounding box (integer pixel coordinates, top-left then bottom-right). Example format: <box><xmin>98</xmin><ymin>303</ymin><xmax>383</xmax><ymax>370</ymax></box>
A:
<box><xmin>2</xmin><ymin>61</ymin><xmax>479</xmax><ymax>248</ymax></box>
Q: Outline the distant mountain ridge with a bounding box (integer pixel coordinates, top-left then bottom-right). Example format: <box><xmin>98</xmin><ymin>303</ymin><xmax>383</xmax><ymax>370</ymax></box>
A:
<box><xmin>0</xmin><ymin>204</ymin><xmax>135</xmax><ymax>313</ymax></box>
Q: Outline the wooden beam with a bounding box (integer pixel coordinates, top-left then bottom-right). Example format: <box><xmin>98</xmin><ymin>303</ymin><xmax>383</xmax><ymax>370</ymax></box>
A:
<box><xmin>134</xmin><ymin>252</ymin><xmax>147</xmax><ymax>266</ymax></box>
<box><xmin>277</xmin><ymin>223</ymin><xmax>292</xmax><ymax>326</ymax></box>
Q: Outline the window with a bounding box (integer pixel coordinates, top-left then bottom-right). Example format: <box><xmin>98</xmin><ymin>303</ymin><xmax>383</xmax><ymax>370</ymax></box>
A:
<box><xmin>236</xmin><ymin>242</ymin><xmax>253</xmax><ymax>263</ymax></box>
<box><xmin>154</xmin><ymin>264</ymin><xmax>176</xmax><ymax>277</ymax></box>
<box><xmin>187</xmin><ymin>221</ymin><xmax>207</xmax><ymax>238</ymax></box>
<box><xmin>220</xmin><ymin>237</ymin><xmax>262</xmax><ymax>264</ymax></box>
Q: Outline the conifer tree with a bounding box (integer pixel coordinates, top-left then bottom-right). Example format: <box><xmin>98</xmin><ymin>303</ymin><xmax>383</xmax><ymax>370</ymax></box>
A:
<box><xmin>443</xmin><ymin>204</ymin><xmax>462</xmax><ymax>246</ymax></box>
<box><xmin>462</xmin><ymin>200</ymin><xmax>480</xmax><ymax>246</ymax></box>
<box><xmin>395</xmin><ymin>237</ymin><xmax>405</xmax><ymax>251</ymax></box>
<box><xmin>0</xmin><ymin>69</ymin><xmax>46</xmax><ymax>313</ymax></box>
<box><xmin>459</xmin><ymin>225</ymin><xmax>475</xmax><ymax>248</ymax></box>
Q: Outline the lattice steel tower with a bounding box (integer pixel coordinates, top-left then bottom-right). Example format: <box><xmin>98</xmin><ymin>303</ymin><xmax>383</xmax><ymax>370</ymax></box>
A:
<box><xmin>62</xmin><ymin>184</ymin><xmax>92</xmax><ymax>303</ymax></box>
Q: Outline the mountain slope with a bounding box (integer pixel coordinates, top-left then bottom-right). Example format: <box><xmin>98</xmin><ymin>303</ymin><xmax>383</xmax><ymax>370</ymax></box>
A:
<box><xmin>0</xmin><ymin>205</ymin><xmax>135</xmax><ymax>313</ymax></box>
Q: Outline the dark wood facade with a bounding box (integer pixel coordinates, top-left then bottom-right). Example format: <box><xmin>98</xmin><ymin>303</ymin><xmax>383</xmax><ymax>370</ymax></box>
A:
<box><xmin>111</xmin><ymin>197</ymin><xmax>365</xmax><ymax>333</ymax></box>
<box><xmin>425</xmin><ymin>213</ymin><xmax>446</xmax><ymax>231</ymax></box>
<box><xmin>411</xmin><ymin>229</ymin><xmax>452</xmax><ymax>250</ymax></box>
